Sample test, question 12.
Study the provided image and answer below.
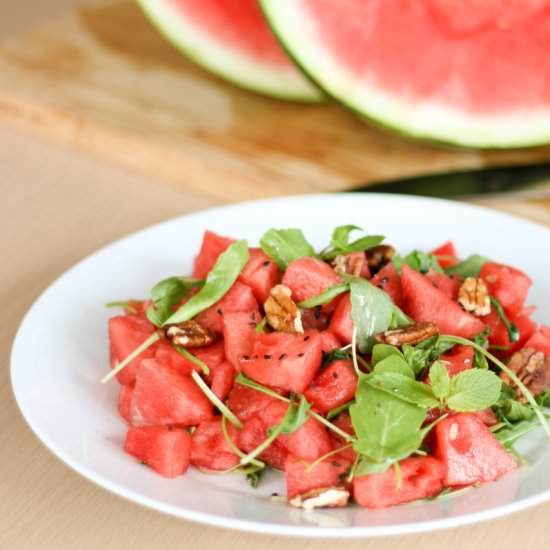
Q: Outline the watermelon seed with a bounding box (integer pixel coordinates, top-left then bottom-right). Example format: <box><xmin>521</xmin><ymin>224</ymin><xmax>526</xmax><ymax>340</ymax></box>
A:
<box><xmin>332</xmin><ymin>372</ymin><xmax>339</xmax><ymax>379</ymax></box>
<box><xmin>263</xmin><ymin>260</ymin><xmax>271</xmax><ymax>267</ymax></box>
<box><xmin>297</xmin><ymin>353</ymin><xmax>305</xmax><ymax>357</ymax></box>
<box><xmin>279</xmin><ymin>353</ymin><xmax>287</xmax><ymax>360</ymax></box>
<box><xmin>314</xmin><ymin>307</ymin><xmax>322</xmax><ymax>319</ymax></box>
<box><xmin>264</xmin><ymin>354</ymin><xmax>272</xmax><ymax>360</ymax></box>
<box><xmin>216</xmin><ymin>309</ymin><xmax>223</xmax><ymax>316</ymax></box>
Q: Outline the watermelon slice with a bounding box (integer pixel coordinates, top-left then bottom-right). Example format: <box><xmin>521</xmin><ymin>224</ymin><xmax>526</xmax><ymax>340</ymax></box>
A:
<box><xmin>261</xmin><ymin>0</ymin><xmax>550</xmax><ymax>147</ymax></box>
<box><xmin>136</xmin><ymin>0</ymin><xmax>322</xmax><ymax>101</ymax></box>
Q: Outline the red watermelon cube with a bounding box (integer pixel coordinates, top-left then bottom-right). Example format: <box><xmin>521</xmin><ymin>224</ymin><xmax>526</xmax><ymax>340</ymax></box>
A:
<box><xmin>130</xmin><ymin>359</ymin><xmax>212</xmax><ymax>427</ymax></box>
<box><xmin>118</xmin><ymin>384</ymin><xmax>133</xmax><ymax>423</ymax></box>
<box><xmin>207</xmin><ymin>360</ymin><xmax>235</xmax><ymax>401</ymax></box>
<box><xmin>371</xmin><ymin>262</ymin><xmax>404</xmax><ymax>308</ymax></box>
<box><xmin>319</xmin><ymin>330</ymin><xmax>342</xmax><ymax>353</ymax></box>
<box><xmin>190</xmin><ymin>418</ymin><xmax>240</xmax><ymax>471</ymax></box>
<box><xmin>227</xmin><ymin>383</ymin><xmax>286</xmax><ymax>423</ymax></box>
<box><xmin>124</xmin><ymin>426</ymin><xmax>191</xmax><ymax>478</ymax></box>
<box><xmin>431</xmin><ymin>241</ymin><xmax>458</xmax><ymax>269</ymax></box>
<box><xmin>425</xmin><ymin>269</ymin><xmax>461</xmax><ymax>300</ymax></box>
<box><xmin>525</xmin><ymin>328</ymin><xmax>550</xmax><ymax>356</ymax></box>
<box><xmin>282</xmin><ymin>257</ymin><xmax>340</xmax><ymax>304</ymax></box>
<box><xmin>223</xmin><ymin>311</ymin><xmax>260</xmax><ymax>370</ymax></box>
<box><xmin>304</xmin><ymin>360</ymin><xmax>358</xmax><ymax>415</ymax></box>
<box><xmin>238</xmin><ymin>248</ymin><xmax>281</xmax><ymax>304</ymax></box>
<box><xmin>440</xmin><ymin>345</ymin><xmax>474</xmax><ymax>376</ymax></box>
<box><xmin>109</xmin><ymin>315</ymin><xmax>158</xmax><ymax>386</ymax></box>
<box><xmin>238</xmin><ymin>416</ymin><xmax>288</xmax><ymax>470</ymax></box>
<box><xmin>401</xmin><ymin>265</ymin><xmax>485</xmax><ymax>338</ymax></box>
<box><xmin>434</xmin><ymin>413</ymin><xmax>517</xmax><ymax>486</ymax></box>
<box><xmin>480</xmin><ymin>262</ymin><xmax>532</xmax><ymax>315</ymax></box>
<box><xmin>353</xmin><ymin>457</ymin><xmax>445</xmax><ymax>508</ymax></box>
<box><xmin>329</xmin><ymin>294</ymin><xmax>353</xmax><ymax>345</ymax></box>
<box><xmin>485</xmin><ymin>307</ymin><xmax>537</xmax><ymax>356</ymax></box>
<box><xmin>154</xmin><ymin>339</ymin><xmax>225</xmax><ymax>377</ymax></box>
<box><xmin>329</xmin><ymin>411</ymin><xmax>357</xmax><ymax>463</ymax></box>
<box><xmin>192</xmin><ymin>230</ymin><xmax>235</xmax><ymax>279</ymax></box>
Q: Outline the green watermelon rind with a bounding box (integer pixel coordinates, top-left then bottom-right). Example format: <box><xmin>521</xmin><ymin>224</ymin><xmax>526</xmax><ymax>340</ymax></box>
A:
<box><xmin>136</xmin><ymin>0</ymin><xmax>324</xmax><ymax>103</ymax></box>
<box><xmin>260</xmin><ymin>0</ymin><xmax>550</xmax><ymax>148</ymax></box>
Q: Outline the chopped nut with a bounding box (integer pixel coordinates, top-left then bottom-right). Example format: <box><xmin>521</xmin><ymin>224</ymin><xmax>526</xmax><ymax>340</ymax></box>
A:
<box><xmin>264</xmin><ymin>284</ymin><xmax>304</xmax><ymax>334</ymax></box>
<box><xmin>375</xmin><ymin>322</ymin><xmax>439</xmax><ymax>347</ymax></box>
<box><xmin>164</xmin><ymin>320</ymin><xmax>215</xmax><ymax>348</ymax></box>
<box><xmin>458</xmin><ymin>277</ymin><xmax>491</xmax><ymax>316</ymax></box>
<box><xmin>366</xmin><ymin>245</ymin><xmax>395</xmax><ymax>274</ymax></box>
<box><xmin>289</xmin><ymin>487</ymin><xmax>350</xmax><ymax>510</ymax></box>
<box><xmin>332</xmin><ymin>253</ymin><xmax>367</xmax><ymax>277</ymax></box>
<box><xmin>500</xmin><ymin>347</ymin><xmax>550</xmax><ymax>402</ymax></box>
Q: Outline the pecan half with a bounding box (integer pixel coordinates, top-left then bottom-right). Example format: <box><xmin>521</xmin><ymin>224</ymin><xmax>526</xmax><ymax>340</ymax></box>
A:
<box><xmin>500</xmin><ymin>347</ymin><xmax>550</xmax><ymax>402</ymax></box>
<box><xmin>164</xmin><ymin>320</ymin><xmax>215</xmax><ymax>348</ymax></box>
<box><xmin>332</xmin><ymin>253</ymin><xmax>367</xmax><ymax>277</ymax></box>
<box><xmin>264</xmin><ymin>284</ymin><xmax>304</xmax><ymax>334</ymax></box>
<box><xmin>289</xmin><ymin>487</ymin><xmax>350</xmax><ymax>510</ymax></box>
<box><xmin>366</xmin><ymin>245</ymin><xmax>395</xmax><ymax>274</ymax></box>
<box><xmin>458</xmin><ymin>277</ymin><xmax>491</xmax><ymax>316</ymax></box>
<box><xmin>375</xmin><ymin>322</ymin><xmax>439</xmax><ymax>347</ymax></box>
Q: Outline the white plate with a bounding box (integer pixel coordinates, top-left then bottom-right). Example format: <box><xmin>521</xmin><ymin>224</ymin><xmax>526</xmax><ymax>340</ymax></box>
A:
<box><xmin>11</xmin><ymin>193</ymin><xmax>550</xmax><ymax>538</ymax></box>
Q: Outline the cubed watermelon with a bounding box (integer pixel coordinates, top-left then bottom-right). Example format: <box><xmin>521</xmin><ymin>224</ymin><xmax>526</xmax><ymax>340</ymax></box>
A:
<box><xmin>196</xmin><ymin>281</ymin><xmax>258</xmax><ymax>334</ymax></box>
<box><xmin>154</xmin><ymin>339</ymin><xmax>225</xmax><ymax>376</ymax></box>
<box><xmin>109</xmin><ymin>315</ymin><xmax>157</xmax><ymax>386</ymax></box>
<box><xmin>329</xmin><ymin>294</ymin><xmax>353</xmax><ymax>345</ymax></box>
<box><xmin>434</xmin><ymin>413</ymin><xmax>517</xmax><ymax>486</ymax></box>
<box><xmin>124</xmin><ymin>426</ymin><xmax>191</xmax><ymax>479</ymax></box>
<box><xmin>353</xmin><ymin>457</ymin><xmax>445</xmax><ymax>508</ymax></box>
<box><xmin>319</xmin><ymin>330</ymin><xmax>342</xmax><ymax>353</ymax></box>
<box><xmin>223</xmin><ymin>310</ymin><xmax>260</xmax><ymax>370</ymax></box>
<box><xmin>431</xmin><ymin>241</ymin><xmax>458</xmax><ymax>269</ymax></box>
<box><xmin>425</xmin><ymin>269</ymin><xmax>461</xmax><ymax>300</ymax></box>
<box><xmin>485</xmin><ymin>307</ymin><xmax>537</xmax><ymax>356</ymax></box>
<box><xmin>330</xmin><ymin>412</ymin><xmax>357</xmax><ymax>463</ymax></box>
<box><xmin>401</xmin><ymin>265</ymin><xmax>485</xmax><ymax>339</ymax></box>
<box><xmin>440</xmin><ymin>345</ymin><xmax>474</xmax><ymax>376</ymax></box>
<box><xmin>192</xmin><ymin>230</ymin><xmax>235</xmax><ymax>279</ymax></box>
<box><xmin>525</xmin><ymin>328</ymin><xmax>550</xmax><ymax>356</ymax></box>
<box><xmin>238</xmin><ymin>248</ymin><xmax>281</xmax><ymax>304</ymax></box>
<box><xmin>130</xmin><ymin>359</ymin><xmax>212</xmax><ymax>427</ymax></box>
<box><xmin>282</xmin><ymin>257</ymin><xmax>340</xmax><ymax>303</ymax></box>
<box><xmin>371</xmin><ymin>262</ymin><xmax>404</xmax><ymax>308</ymax></box>
<box><xmin>227</xmin><ymin>383</ymin><xmax>286</xmax><ymax>422</ymax></box>
<box><xmin>118</xmin><ymin>384</ymin><xmax>133</xmax><ymax>423</ymax></box>
<box><xmin>240</xmin><ymin>332</ymin><xmax>323</xmax><ymax>393</ymax></box>
<box><xmin>304</xmin><ymin>360</ymin><xmax>358</xmax><ymax>415</ymax></box>
<box><xmin>285</xmin><ymin>454</ymin><xmax>351</xmax><ymax>500</ymax></box>
<box><xmin>260</xmin><ymin>401</ymin><xmax>332</xmax><ymax>461</ymax></box>
<box><xmin>190</xmin><ymin>418</ymin><xmax>240</xmax><ymax>471</ymax></box>
<box><xmin>480</xmin><ymin>262</ymin><xmax>532</xmax><ymax>315</ymax></box>
<box><xmin>474</xmin><ymin>408</ymin><xmax>499</xmax><ymax>427</ymax></box>
<box><xmin>238</xmin><ymin>416</ymin><xmax>288</xmax><ymax>470</ymax></box>
<box><xmin>208</xmin><ymin>360</ymin><xmax>235</xmax><ymax>400</ymax></box>
<box><xmin>301</xmin><ymin>308</ymin><xmax>331</xmax><ymax>331</ymax></box>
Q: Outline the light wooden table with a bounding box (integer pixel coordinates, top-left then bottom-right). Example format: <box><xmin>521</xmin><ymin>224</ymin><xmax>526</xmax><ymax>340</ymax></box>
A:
<box><xmin>2</xmin><ymin>2</ymin><xmax>550</xmax><ymax>549</ymax></box>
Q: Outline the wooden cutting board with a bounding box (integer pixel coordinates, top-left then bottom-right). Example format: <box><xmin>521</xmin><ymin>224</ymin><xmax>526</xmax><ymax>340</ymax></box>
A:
<box><xmin>1</xmin><ymin>0</ymin><xmax>550</xmax><ymax>202</ymax></box>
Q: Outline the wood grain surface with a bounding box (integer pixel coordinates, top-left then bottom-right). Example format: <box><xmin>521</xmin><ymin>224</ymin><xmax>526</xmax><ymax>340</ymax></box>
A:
<box><xmin>1</xmin><ymin>0</ymin><xmax>550</xmax><ymax>201</ymax></box>
<box><xmin>1</xmin><ymin>2</ymin><xmax>550</xmax><ymax>549</ymax></box>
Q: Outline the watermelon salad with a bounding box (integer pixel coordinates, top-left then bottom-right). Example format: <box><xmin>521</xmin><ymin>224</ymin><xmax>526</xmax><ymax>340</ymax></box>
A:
<box><xmin>104</xmin><ymin>226</ymin><xmax>550</xmax><ymax>510</ymax></box>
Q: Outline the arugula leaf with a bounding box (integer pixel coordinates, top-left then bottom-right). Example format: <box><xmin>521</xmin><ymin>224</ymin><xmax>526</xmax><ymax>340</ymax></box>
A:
<box><xmin>349</xmin><ymin>277</ymin><xmax>394</xmax><ymax>352</ymax></box>
<box><xmin>394</xmin><ymin>250</ymin><xmax>443</xmax><ymax>274</ymax></box>
<box><xmin>402</xmin><ymin>337</ymin><xmax>455</xmax><ymax>378</ymax></box>
<box><xmin>106</xmin><ymin>300</ymin><xmax>144</xmax><ymax>315</ymax></box>
<box><xmin>278</xmin><ymin>396</ymin><xmax>311</xmax><ymax>434</ymax></box>
<box><xmin>371</xmin><ymin>344</ymin><xmax>405</xmax><ymax>366</ymax></box>
<box><xmin>245</xmin><ymin>467</ymin><xmax>265</xmax><ymax>488</ymax></box>
<box><xmin>494</xmin><ymin>417</ymin><xmax>544</xmax><ymax>448</ymax></box>
<box><xmin>326</xmin><ymin>401</ymin><xmax>354</xmax><ymax>420</ymax></box>
<box><xmin>164</xmin><ymin>240</ymin><xmax>249</xmax><ymax>325</ymax></box>
<box><xmin>429</xmin><ymin>361</ymin><xmax>450</xmax><ymax>400</ymax></box>
<box><xmin>321</xmin><ymin>225</ymin><xmax>385</xmax><ymax>260</ymax></box>
<box><xmin>490</xmin><ymin>297</ymin><xmax>520</xmax><ymax>343</ymax></box>
<box><xmin>299</xmin><ymin>283</ymin><xmax>349</xmax><ymax>308</ymax></box>
<box><xmin>322</xmin><ymin>347</ymin><xmax>351</xmax><ymax>369</ymax></box>
<box><xmin>259</xmin><ymin>228</ymin><xmax>316</xmax><ymax>269</ymax></box>
<box><xmin>495</xmin><ymin>399</ymin><xmax>535</xmax><ymax>423</ymax></box>
<box><xmin>472</xmin><ymin>328</ymin><xmax>490</xmax><ymax>369</ymax></box>
<box><xmin>537</xmin><ymin>391</ymin><xmax>550</xmax><ymax>408</ymax></box>
<box><xmin>146</xmin><ymin>277</ymin><xmax>204</xmax><ymax>327</ymax></box>
<box><xmin>366</xmin><ymin>372</ymin><xmax>439</xmax><ymax>408</ymax></box>
<box><xmin>373</xmin><ymin>354</ymin><xmax>415</xmax><ymax>379</ymax></box>
<box><xmin>390</xmin><ymin>305</ymin><xmax>413</xmax><ymax>328</ymax></box>
<box><xmin>350</xmin><ymin>379</ymin><xmax>427</xmax><ymax>465</ymax></box>
<box><xmin>446</xmin><ymin>369</ymin><xmax>502</xmax><ymax>412</ymax></box>
<box><xmin>445</xmin><ymin>254</ymin><xmax>489</xmax><ymax>278</ymax></box>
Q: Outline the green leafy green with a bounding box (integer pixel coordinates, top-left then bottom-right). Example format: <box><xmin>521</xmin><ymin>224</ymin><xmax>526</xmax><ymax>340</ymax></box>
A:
<box><xmin>402</xmin><ymin>337</ymin><xmax>455</xmax><ymax>378</ymax></box>
<box><xmin>366</xmin><ymin>372</ymin><xmax>439</xmax><ymax>408</ymax></box>
<box><xmin>394</xmin><ymin>250</ymin><xmax>443</xmax><ymax>274</ymax></box>
<box><xmin>106</xmin><ymin>300</ymin><xmax>144</xmax><ymax>315</ymax></box>
<box><xmin>537</xmin><ymin>391</ymin><xmax>550</xmax><ymax>407</ymax></box>
<box><xmin>255</xmin><ymin>317</ymin><xmax>267</xmax><ymax>333</ymax></box>
<box><xmin>322</xmin><ymin>347</ymin><xmax>351</xmax><ymax>369</ymax></box>
<box><xmin>429</xmin><ymin>361</ymin><xmax>451</xmax><ymax>400</ymax></box>
<box><xmin>298</xmin><ymin>283</ymin><xmax>349</xmax><ymax>308</ymax></box>
<box><xmin>373</xmin><ymin>354</ymin><xmax>415</xmax><ymax>379</ymax></box>
<box><xmin>445</xmin><ymin>254</ymin><xmax>489</xmax><ymax>278</ymax></box>
<box><xmin>490</xmin><ymin>297</ymin><xmax>520</xmax><ymax>343</ymax></box>
<box><xmin>327</xmin><ymin>401</ymin><xmax>354</xmax><ymax>420</ymax></box>
<box><xmin>164</xmin><ymin>240</ymin><xmax>249</xmax><ymax>325</ymax></box>
<box><xmin>349</xmin><ymin>277</ymin><xmax>394</xmax><ymax>352</ymax></box>
<box><xmin>446</xmin><ymin>369</ymin><xmax>502</xmax><ymax>412</ymax></box>
<box><xmin>245</xmin><ymin>466</ymin><xmax>265</xmax><ymax>488</ymax></box>
<box><xmin>146</xmin><ymin>277</ymin><xmax>204</xmax><ymax>327</ymax></box>
<box><xmin>259</xmin><ymin>228</ymin><xmax>316</xmax><ymax>269</ymax></box>
<box><xmin>472</xmin><ymin>328</ymin><xmax>490</xmax><ymax>369</ymax></box>
<box><xmin>174</xmin><ymin>346</ymin><xmax>209</xmax><ymax>375</ymax></box>
<box><xmin>320</xmin><ymin>225</ymin><xmax>385</xmax><ymax>260</ymax></box>
<box><xmin>494</xmin><ymin>417</ymin><xmax>544</xmax><ymax>448</ymax></box>
<box><xmin>496</xmin><ymin>399</ymin><xmax>535</xmax><ymax>423</ymax></box>
<box><xmin>371</xmin><ymin>344</ymin><xmax>404</xmax><ymax>367</ymax></box>
<box><xmin>278</xmin><ymin>396</ymin><xmax>311</xmax><ymax>435</ymax></box>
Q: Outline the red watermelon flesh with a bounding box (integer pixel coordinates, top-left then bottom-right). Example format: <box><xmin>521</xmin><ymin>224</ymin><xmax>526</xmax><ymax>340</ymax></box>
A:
<box><xmin>240</xmin><ymin>331</ymin><xmax>323</xmax><ymax>393</ymax></box>
<box><xmin>109</xmin><ymin>315</ymin><xmax>158</xmax><ymax>386</ymax></box>
<box><xmin>238</xmin><ymin>248</ymin><xmax>281</xmax><ymax>304</ymax></box>
<box><xmin>154</xmin><ymin>339</ymin><xmax>225</xmax><ymax>376</ymax></box>
<box><xmin>124</xmin><ymin>426</ymin><xmax>192</xmax><ymax>478</ymax></box>
<box><xmin>238</xmin><ymin>416</ymin><xmax>288</xmax><ymax>470</ymax></box>
<box><xmin>118</xmin><ymin>385</ymin><xmax>133</xmax><ymax>423</ymax></box>
<box><xmin>282</xmin><ymin>256</ymin><xmax>341</xmax><ymax>304</ymax></box>
<box><xmin>440</xmin><ymin>346</ymin><xmax>474</xmax><ymax>376</ymax></box>
<box><xmin>401</xmin><ymin>265</ymin><xmax>485</xmax><ymax>338</ymax></box>
<box><xmin>431</xmin><ymin>241</ymin><xmax>458</xmax><ymax>269</ymax></box>
<box><xmin>298</xmin><ymin>0</ymin><xmax>550</xmax><ymax>115</ymax></box>
<box><xmin>226</xmin><ymin>383</ymin><xmax>286</xmax><ymax>423</ymax></box>
<box><xmin>371</xmin><ymin>262</ymin><xmax>404</xmax><ymax>308</ymax></box>
<box><xmin>318</xmin><ymin>330</ymin><xmax>342</xmax><ymax>353</ymax></box>
<box><xmin>130</xmin><ymin>359</ymin><xmax>212</xmax><ymax>427</ymax></box>
<box><xmin>196</xmin><ymin>281</ymin><xmax>258</xmax><ymax>334</ymax></box>
<box><xmin>301</xmin><ymin>308</ymin><xmax>331</xmax><ymax>332</ymax></box>
<box><xmin>223</xmin><ymin>310</ymin><xmax>260</xmax><ymax>370</ymax></box>
<box><xmin>353</xmin><ymin>457</ymin><xmax>445</xmax><ymax>509</ymax></box>
<box><xmin>330</xmin><ymin>412</ymin><xmax>357</xmax><ymax>462</ymax></box>
<box><xmin>260</xmin><ymin>401</ymin><xmax>333</xmax><ymax>461</ymax></box>
<box><xmin>304</xmin><ymin>359</ymin><xmax>358</xmax><ymax>415</ymax></box>
<box><xmin>190</xmin><ymin>418</ymin><xmax>240</xmax><ymax>471</ymax></box>
<box><xmin>485</xmin><ymin>307</ymin><xmax>537</xmax><ymax>356</ymax></box>
<box><xmin>192</xmin><ymin>230</ymin><xmax>235</xmax><ymax>279</ymax></box>
<box><xmin>434</xmin><ymin>413</ymin><xmax>517</xmax><ymax>486</ymax></box>
<box><xmin>285</xmin><ymin>454</ymin><xmax>351</xmax><ymax>500</ymax></box>
<box><xmin>480</xmin><ymin>262</ymin><xmax>532</xmax><ymax>315</ymax></box>
<box><xmin>329</xmin><ymin>294</ymin><xmax>353</xmax><ymax>345</ymax></box>
<box><xmin>207</xmin><ymin>360</ymin><xmax>235</xmax><ymax>400</ymax></box>
<box><xmin>525</xmin><ymin>329</ymin><xmax>550</xmax><ymax>356</ymax></box>
<box><xmin>425</xmin><ymin>269</ymin><xmax>461</xmax><ymax>301</ymax></box>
